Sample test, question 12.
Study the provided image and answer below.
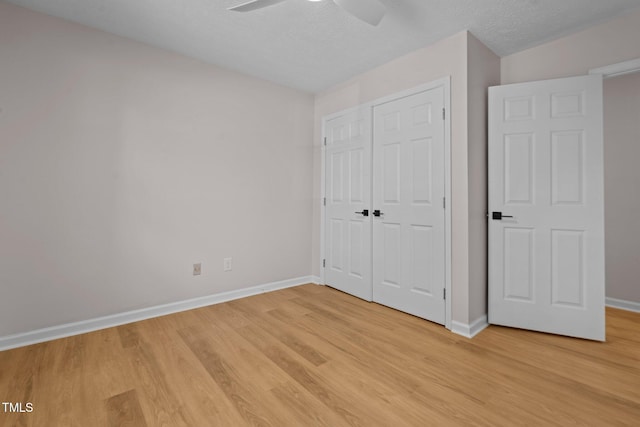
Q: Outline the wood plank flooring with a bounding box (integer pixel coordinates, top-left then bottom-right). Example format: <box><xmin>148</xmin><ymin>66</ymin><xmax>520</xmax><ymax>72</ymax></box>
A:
<box><xmin>1</xmin><ymin>284</ymin><xmax>639</xmax><ymax>426</ymax></box>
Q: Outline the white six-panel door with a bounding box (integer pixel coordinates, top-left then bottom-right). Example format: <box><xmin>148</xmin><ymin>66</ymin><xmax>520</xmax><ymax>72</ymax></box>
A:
<box><xmin>372</xmin><ymin>87</ymin><xmax>446</xmax><ymax>325</ymax></box>
<box><xmin>488</xmin><ymin>75</ymin><xmax>605</xmax><ymax>341</ymax></box>
<box><xmin>324</xmin><ymin>108</ymin><xmax>372</xmax><ymax>301</ymax></box>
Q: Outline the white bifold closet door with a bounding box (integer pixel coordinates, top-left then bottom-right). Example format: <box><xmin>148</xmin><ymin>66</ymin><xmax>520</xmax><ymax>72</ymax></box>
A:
<box><xmin>371</xmin><ymin>87</ymin><xmax>446</xmax><ymax>325</ymax></box>
<box><xmin>324</xmin><ymin>85</ymin><xmax>446</xmax><ymax>326</ymax></box>
<box><xmin>324</xmin><ymin>109</ymin><xmax>373</xmax><ymax>301</ymax></box>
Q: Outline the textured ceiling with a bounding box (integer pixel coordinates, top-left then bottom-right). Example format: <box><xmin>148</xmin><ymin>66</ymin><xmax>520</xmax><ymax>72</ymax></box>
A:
<box><xmin>5</xmin><ymin>0</ymin><xmax>640</xmax><ymax>92</ymax></box>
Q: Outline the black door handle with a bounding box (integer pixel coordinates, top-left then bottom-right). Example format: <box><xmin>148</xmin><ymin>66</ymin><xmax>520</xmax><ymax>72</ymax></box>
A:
<box><xmin>355</xmin><ymin>209</ymin><xmax>369</xmax><ymax>217</ymax></box>
<box><xmin>492</xmin><ymin>212</ymin><xmax>514</xmax><ymax>220</ymax></box>
<box><xmin>373</xmin><ymin>210</ymin><xmax>383</xmax><ymax>217</ymax></box>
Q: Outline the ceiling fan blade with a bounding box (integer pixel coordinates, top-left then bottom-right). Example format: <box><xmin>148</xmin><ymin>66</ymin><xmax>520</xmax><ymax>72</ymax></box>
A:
<box><xmin>333</xmin><ymin>0</ymin><xmax>385</xmax><ymax>26</ymax></box>
<box><xmin>228</xmin><ymin>0</ymin><xmax>288</xmax><ymax>12</ymax></box>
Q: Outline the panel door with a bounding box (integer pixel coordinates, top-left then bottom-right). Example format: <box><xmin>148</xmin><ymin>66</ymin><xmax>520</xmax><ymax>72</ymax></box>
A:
<box><xmin>488</xmin><ymin>75</ymin><xmax>605</xmax><ymax>341</ymax></box>
<box><xmin>324</xmin><ymin>108</ymin><xmax>372</xmax><ymax>301</ymax></box>
<box><xmin>372</xmin><ymin>87</ymin><xmax>446</xmax><ymax>324</ymax></box>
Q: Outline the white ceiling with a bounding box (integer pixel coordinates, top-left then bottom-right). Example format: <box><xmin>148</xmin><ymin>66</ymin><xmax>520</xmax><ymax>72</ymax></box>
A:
<box><xmin>6</xmin><ymin>0</ymin><xmax>640</xmax><ymax>92</ymax></box>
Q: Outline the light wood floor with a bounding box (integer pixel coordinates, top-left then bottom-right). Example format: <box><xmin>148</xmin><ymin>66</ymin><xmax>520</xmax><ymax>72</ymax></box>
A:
<box><xmin>1</xmin><ymin>284</ymin><xmax>639</xmax><ymax>426</ymax></box>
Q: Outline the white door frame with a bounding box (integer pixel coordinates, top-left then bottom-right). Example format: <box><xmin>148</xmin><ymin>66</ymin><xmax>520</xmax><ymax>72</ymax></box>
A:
<box><xmin>320</xmin><ymin>76</ymin><xmax>452</xmax><ymax>330</ymax></box>
<box><xmin>589</xmin><ymin>57</ymin><xmax>640</xmax><ymax>79</ymax></box>
<box><xmin>589</xmin><ymin>57</ymin><xmax>640</xmax><ymax>314</ymax></box>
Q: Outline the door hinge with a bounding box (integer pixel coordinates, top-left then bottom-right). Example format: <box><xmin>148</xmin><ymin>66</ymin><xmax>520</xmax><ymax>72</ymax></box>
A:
<box><xmin>323</xmin><ymin>137</ymin><xmax>327</xmax><ymax>146</ymax></box>
<box><xmin>442</xmin><ymin>108</ymin><xmax>446</xmax><ymax>120</ymax></box>
<box><xmin>443</xmin><ymin>288</ymin><xmax>446</xmax><ymax>300</ymax></box>
<box><xmin>323</xmin><ymin>259</ymin><xmax>326</xmax><ymax>268</ymax></box>
<box><xmin>323</xmin><ymin>197</ymin><xmax>326</xmax><ymax>206</ymax></box>
<box><xmin>443</xmin><ymin>197</ymin><xmax>446</xmax><ymax>209</ymax></box>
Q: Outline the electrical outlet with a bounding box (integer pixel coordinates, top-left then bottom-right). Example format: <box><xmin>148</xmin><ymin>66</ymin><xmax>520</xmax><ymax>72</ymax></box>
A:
<box><xmin>223</xmin><ymin>258</ymin><xmax>232</xmax><ymax>272</ymax></box>
<box><xmin>193</xmin><ymin>263</ymin><xmax>201</xmax><ymax>276</ymax></box>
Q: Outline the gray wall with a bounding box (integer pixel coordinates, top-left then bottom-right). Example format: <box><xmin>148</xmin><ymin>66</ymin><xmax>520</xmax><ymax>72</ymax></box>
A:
<box><xmin>0</xmin><ymin>2</ymin><xmax>315</xmax><ymax>337</ymax></box>
<box><xmin>603</xmin><ymin>72</ymin><xmax>640</xmax><ymax>303</ymax></box>
<box><xmin>467</xmin><ymin>33</ymin><xmax>501</xmax><ymax>323</ymax></box>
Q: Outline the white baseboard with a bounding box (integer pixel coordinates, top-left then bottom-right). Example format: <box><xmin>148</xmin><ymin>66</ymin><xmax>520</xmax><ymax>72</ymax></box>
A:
<box><xmin>451</xmin><ymin>314</ymin><xmax>489</xmax><ymax>339</ymax></box>
<box><xmin>309</xmin><ymin>275</ymin><xmax>322</xmax><ymax>285</ymax></box>
<box><xmin>606</xmin><ymin>297</ymin><xmax>640</xmax><ymax>313</ymax></box>
<box><xmin>0</xmin><ymin>276</ymin><xmax>316</xmax><ymax>352</ymax></box>
<box><xmin>448</xmin><ymin>299</ymin><xmax>640</xmax><ymax>339</ymax></box>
